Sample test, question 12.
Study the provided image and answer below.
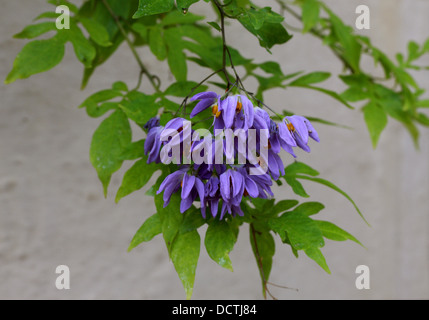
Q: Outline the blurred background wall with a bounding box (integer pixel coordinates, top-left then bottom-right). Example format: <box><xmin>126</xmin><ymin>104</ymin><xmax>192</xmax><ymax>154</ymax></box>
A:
<box><xmin>0</xmin><ymin>0</ymin><xmax>428</xmax><ymax>299</ymax></box>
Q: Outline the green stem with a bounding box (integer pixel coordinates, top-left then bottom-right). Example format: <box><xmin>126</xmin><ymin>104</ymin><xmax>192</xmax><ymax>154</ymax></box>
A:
<box><xmin>101</xmin><ymin>0</ymin><xmax>161</xmax><ymax>92</ymax></box>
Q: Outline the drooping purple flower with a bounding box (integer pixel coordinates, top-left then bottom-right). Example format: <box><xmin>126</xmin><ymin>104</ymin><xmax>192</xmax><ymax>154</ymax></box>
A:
<box><xmin>157</xmin><ymin>168</ymin><xmax>206</xmax><ymax>217</ymax></box>
<box><xmin>190</xmin><ymin>91</ymin><xmax>220</xmax><ymax>118</ymax></box>
<box><xmin>159</xmin><ymin>117</ymin><xmax>193</xmax><ymax>164</ymax></box>
<box><xmin>245</xmin><ymin>170</ymin><xmax>274</xmax><ymax>199</ymax></box>
<box><xmin>157</xmin><ymin>168</ymin><xmax>186</xmax><ymax>207</ymax></box>
<box><xmin>180</xmin><ymin>172</ymin><xmax>206</xmax><ymax>217</ymax></box>
<box><xmin>220</xmin><ymin>169</ymin><xmax>245</xmax><ymax>208</ymax></box>
<box><xmin>279</xmin><ymin>115</ymin><xmax>319</xmax><ymax>153</ymax></box>
<box><xmin>204</xmin><ymin>175</ymin><xmax>221</xmax><ymax>217</ymax></box>
<box><xmin>218</xmin><ymin>168</ymin><xmax>262</xmax><ymax>219</ymax></box>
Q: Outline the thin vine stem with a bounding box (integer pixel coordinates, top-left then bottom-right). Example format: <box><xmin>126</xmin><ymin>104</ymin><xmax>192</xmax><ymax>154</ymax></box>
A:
<box><xmin>101</xmin><ymin>0</ymin><xmax>161</xmax><ymax>93</ymax></box>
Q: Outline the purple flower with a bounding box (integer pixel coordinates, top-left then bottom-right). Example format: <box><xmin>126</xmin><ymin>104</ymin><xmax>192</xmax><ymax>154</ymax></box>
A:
<box><xmin>218</xmin><ymin>168</ymin><xmax>260</xmax><ymax>219</ymax></box>
<box><xmin>220</xmin><ymin>95</ymin><xmax>255</xmax><ymax>130</ymax></box>
<box><xmin>144</xmin><ymin>125</ymin><xmax>164</xmax><ymax>163</ymax></box>
<box><xmin>279</xmin><ymin>116</ymin><xmax>319</xmax><ymax>153</ymax></box>
<box><xmin>157</xmin><ymin>168</ymin><xmax>206</xmax><ymax>217</ymax></box>
<box><xmin>143</xmin><ymin>116</ymin><xmax>160</xmax><ymax>131</ymax></box>
<box><xmin>204</xmin><ymin>175</ymin><xmax>221</xmax><ymax>217</ymax></box>
<box><xmin>190</xmin><ymin>91</ymin><xmax>220</xmax><ymax>118</ymax></box>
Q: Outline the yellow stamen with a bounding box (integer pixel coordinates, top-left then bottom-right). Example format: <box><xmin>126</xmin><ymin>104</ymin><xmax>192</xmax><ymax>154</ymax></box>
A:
<box><xmin>216</xmin><ymin>111</ymin><xmax>221</xmax><ymax>118</ymax></box>
<box><xmin>236</xmin><ymin>101</ymin><xmax>242</xmax><ymax>113</ymax></box>
<box><xmin>287</xmin><ymin>123</ymin><xmax>295</xmax><ymax>132</ymax></box>
<box><xmin>212</xmin><ymin>105</ymin><xmax>218</xmax><ymax>115</ymax></box>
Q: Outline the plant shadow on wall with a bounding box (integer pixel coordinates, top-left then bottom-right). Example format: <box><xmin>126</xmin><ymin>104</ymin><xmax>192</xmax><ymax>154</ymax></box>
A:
<box><xmin>5</xmin><ymin>0</ymin><xmax>429</xmax><ymax>299</ymax></box>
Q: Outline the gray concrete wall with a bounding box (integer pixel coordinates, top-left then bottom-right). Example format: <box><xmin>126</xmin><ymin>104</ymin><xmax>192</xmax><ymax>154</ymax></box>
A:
<box><xmin>0</xmin><ymin>0</ymin><xmax>428</xmax><ymax>299</ymax></box>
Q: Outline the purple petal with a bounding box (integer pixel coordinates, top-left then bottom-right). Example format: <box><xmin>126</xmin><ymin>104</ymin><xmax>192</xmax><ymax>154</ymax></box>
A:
<box><xmin>210</xmin><ymin>199</ymin><xmax>219</xmax><ymax>218</ymax></box>
<box><xmin>278</xmin><ymin>121</ymin><xmax>297</xmax><ymax>147</ymax></box>
<box><xmin>241</xmin><ymin>95</ymin><xmax>254</xmax><ymax>128</ymax></box>
<box><xmin>244</xmin><ymin>177</ymin><xmax>259</xmax><ymax>198</ymax></box>
<box><xmin>231</xmin><ymin>170</ymin><xmax>244</xmax><ymax>198</ymax></box>
<box><xmin>181</xmin><ymin>173</ymin><xmax>196</xmax><ymax>199</ymax></box>
<box><xmin>190</xmin><ymin>91</ymin><xmax>218</xmax><ymax>102</ymax></box>
<box><xmin>190</xmin><ymin>99</ymin><xmax>215</xmax><ymax>118</ymax></box>
<box><xmin>268</xmin><ymin>150</ymin><xmax>280</xmax><ymax>180</ymax></box>
<box><xmin>194</xmin><ymin>178</ymin><xmax>206</xmax><ymax>218</ymax></box>
<box><xmin>288</xmin><ymin>116</ymin><xmax>309</xmax><ymax>145</ymax></box>
<box><xmin>180</xmin><ymin>191</ymin><xmax>195</xmax><ymax>213</ymax></box>
<box><xmin>222</xmin><ymin>96</ymin><xmax>237</xmax><ymax>129</ymax></box>
<box><xmin>220</xmin><ymin>170</ymin><xmax>231</xmax><ymax>200</ymax></box>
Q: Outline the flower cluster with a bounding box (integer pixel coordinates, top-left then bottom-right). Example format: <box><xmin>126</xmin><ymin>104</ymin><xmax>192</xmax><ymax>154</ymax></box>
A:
<box><xmin>144</xmin><ymin>91</ymin><xmax>319</xmax><ymax>219</ymax></box>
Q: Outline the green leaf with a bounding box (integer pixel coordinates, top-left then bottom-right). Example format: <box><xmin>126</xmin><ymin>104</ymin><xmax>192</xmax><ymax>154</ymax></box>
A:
<box><xmin>301</xmin><ymin>0</ymin><xmax>320</xmax><ymax>33</ymax></box>
<box><xmin>295</xmin><ymin>175</ymin><xmax>369</xmax><ymax>225</ymax></box>
<box><xmin>303</xmin><ymin>247</ymin><xmax>330</xmax><ymax>274</ymax></box>
<box><xmin>170</xmin><ymin>229</ymin><xmax>200</xmax><ymax>300</ymax></box>
<box><xmin>165</xmin><ymin>28</ymin><xmax>187</xmax><ymax>81</ymax></box>
<box><xmin>5</xmin><ymin>37</ymin><xmax>65</xmax><ymax>84</ymax></box>
<box><xmin>79</xmin><ymin>88</ymin><xmax>123</xmax><ymax>118</ymax></box>
<box><xmin>161</xmin><ymin>11</ymin><xmax>204</xmax><ymax>25</ymax></box>
<box><xmin>112</xmin><ymin>81</ymin><xmax>129</xmax><ymax>92</ymax></box>
<box><xmin>79</xmin><ymin>89</ymin><xmax>123</xmax><ymax>108</ymax></box>
<box><xmin>13</xmin><ymin>22</ymin><xmax>57</xmax><ymax>39</ymax></box>
<box><xmin>177</xmin><ymin>0</ymin><xmax>199</xmax><ymax>10</ymax></box>
<box><xmin>238</xmin><ymin>12</ymin><xmax>292</xmax><ymax>51</ymax></box>
<box><xmin>207</xmin><ymin>21</ymin><xmax>221</xmax><ymax>32</ymax></box>
<box><xmin>250</xmin><ymin>224</ymin><xmax>275</xmax><ymax>298</ymax></box>
<box><xmin>80</xmin><ymin>17</ymin><xmax>112</xmax><ymax>47</ymax></box>
<box><xmin>204</xmin><ymin>220</ymin><xmax>237</xmax><ymax>271</ymax></box>
<box><xmin>148</xmin><ymin>26</ymin><xmax>167</xmax><ymax>60</ymax></box>
<box><xmin>271</xmin><ymin>200</ymin><xmax>299</xmax><ymax>216</ymax></box>
<box><xmin>116</xmin><ymin>158</ymin><xmax>161</xmax><ymax>203</ymax></box>
<box><xmin>315</xmin><ymin>220</ymin><xmax>363</xmax><ymax>247</ymax></box>
<box><xmin>90</xmin><ymin>110</ymin><xmax>131</xmax><ymax>196</ymax></box>
<box><xmin>363</xmin><ymin>102</ymin><xmax>388</xmax><ymax>148</ymax></box>
<box><xmin>62</xmin><ymin>24</ymin><xmax>97</xmax><ymax>68</ymax></box>
<box><xmin>47</xmin><ymin>0</ymin><xmax>78</xmax><ymax>13</ymax></box>
<box><xmin>285</xmin><ymin>161</ymin><xmax>319</xmax><ymax>177</ymax></box>
<box><xmin>34</xmin><ymin>11</ymin><xmax>61</xmax><ymax>21</ymax></box>
<box><xmin>289</xmin><ymin>72</ymin><xmax>331</xmax><ymax>86</ymax></box>
<box><xmin>324</xmin><ymin>6</ymin><xmax>361</xmax><ymax>72</ymax></box>
<box><xmin>119</xmin><ymin>139</ymin><xmax>146</xmax><ymax>160</ymax></box>
<box><xmin>155</xmin><ymin>193</ymin><xmax>184</xmax><ymax>254</ymax></box>
<box><xmin>133</xmin><ymin>0</ymin><xmax>175</xmax><ymax>18</ymax></box>
<box><xmin>416</xmin><ymin>99</ymin><xmax>429</xmax><ymax>108</ymax></box>
<box><xmin>180</xmin><ymin>209</ymin><xmax>206</xmax><ymax>234</ymax></box>
<box><xmin>164</xmin><ymin>81</ymin><xmax>208</xmax><ymax>97</ymax></box>
<box><xmin>269</xmin><ymin>212</ymin><xmax>324</xmax><ymax>251</ymax></box>
<box><xmin>128</xmin><ymin>214</ymin><xmax>162</xmax><ymax>252</ymax></box>
<box><xmin>283</xmin><ymin>162</ymin><xmax>317</xmax><ymax>198</ymax></box>
<box><xmin>258</xmin><ymin>61</ymin><xmax>283</xmax><ymax>75</ymax></box>
<box><xmin>293</xmin><ymin>202</ymin><xmax>325</xmax><ymax>216</ymax></box>
<box><xmin>341</xmin><ymin>86</ymin><xmax>370</xmax><ymax>102</ymax></box>
<box><xmin>119</xmin><ymin>91</ymin><xmax>158</xmax><ymax>124</ymax></box>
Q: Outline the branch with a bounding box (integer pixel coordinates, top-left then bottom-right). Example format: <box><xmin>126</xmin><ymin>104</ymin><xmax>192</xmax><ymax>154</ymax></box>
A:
<box><xmin>101</xmin><ymin>0</ymin><xmax>161</xmax><ymax>92</ymax></box>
